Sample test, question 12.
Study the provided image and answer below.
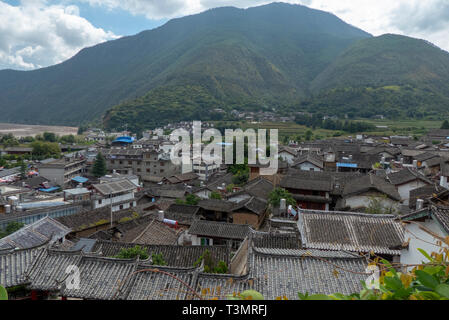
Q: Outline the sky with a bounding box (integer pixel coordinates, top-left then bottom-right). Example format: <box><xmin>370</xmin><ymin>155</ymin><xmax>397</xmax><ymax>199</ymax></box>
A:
<box><xmin>1</xmin><ymin>0</ymin><xmax>449</xmax><ymax>70</ymax></box>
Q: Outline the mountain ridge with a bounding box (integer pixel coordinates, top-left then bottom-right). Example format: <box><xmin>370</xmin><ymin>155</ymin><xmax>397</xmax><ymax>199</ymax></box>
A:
<box><xmin>1</xmin><ymin>2</ymin><xmax>449</xmax><ymax>130</ymax></box>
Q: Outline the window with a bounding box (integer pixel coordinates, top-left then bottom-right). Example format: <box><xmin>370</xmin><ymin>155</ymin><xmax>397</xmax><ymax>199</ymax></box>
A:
<box><xmin>160</xmin><ymin>169</ymin><xmax>164</xmax><ymax>173</ymax></box>
<box><xmin>119</xmin><ymin>205</ymin><xmax>123</xmax><ymax>210</ymax></box>
<box><xmin>98</xmin><ymin>199</ymin><xmax>102</xmax><ymax>205</ymax></box>
<box><xmin>200</xmin><ymin>238</ymin><xmax>210</xmax><ymax>246</ymax></box>
<box><xmin>146</xmin><ymin>169</ymin><xmax>150</xmax><ymax>173</ymax></box>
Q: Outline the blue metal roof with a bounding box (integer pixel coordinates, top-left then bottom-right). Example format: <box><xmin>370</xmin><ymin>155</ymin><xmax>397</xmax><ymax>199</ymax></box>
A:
<box><xmin>336</xmin><ymin>163</ymin><xmax>358</xmax><ymax>168</ymax></box>
<box><xmin>72</xmin><ymin>176</ymin><xmax>88</xmax><ymax>183</ymax></box>
<box><xmin>38</xmin><ymin>187</ymin><xmax>60</xmax><ymax>193</ymax></box>
<box><xmin>113</xmin><ymin>136</ymin><xmax>134</xmax><ymax>143</ymax></box>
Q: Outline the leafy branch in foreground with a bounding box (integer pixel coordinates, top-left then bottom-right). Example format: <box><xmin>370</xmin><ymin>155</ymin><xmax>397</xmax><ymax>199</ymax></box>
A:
<box><xmin>299</xmin><ymin>238</ymin><xmax>449</xmax><ymax>300</ymax></box>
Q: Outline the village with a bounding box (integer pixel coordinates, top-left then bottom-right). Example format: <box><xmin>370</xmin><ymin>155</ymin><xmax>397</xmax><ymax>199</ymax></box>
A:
<box><xmin>1</xmin><ymin>123</ymin><xmax>449</xmax><ymax>300</ymax></box>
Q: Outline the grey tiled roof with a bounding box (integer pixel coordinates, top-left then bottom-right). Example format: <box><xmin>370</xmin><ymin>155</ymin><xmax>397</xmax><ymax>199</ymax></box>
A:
<box><xmin>25</xmin><ymin>249</ymin><xmax>83</xmax><ymax>291</ymax></box>
<box><xmin>280</xmin><ymin>175</ymin><xmax>332</xmax><ymax>192</ymax></box>
<box><xmin>194</xmin><ymin>273</ymin><xmax>252</xmax><ymax>300</ymax></box>
<box><xmin>93</xmin><ymin>179</ymin><xmax>136</xmax><ymax>196</ymax></box>
<box><xmin>198</xmin><ymin>199</ymin><xmax>236</xmax><ymax>212</ymax></box>
<box><xmin>90</xmin><ymin>240</ymin><xmax>231</xmax><ymax>268</ymax></box>
<box><xmin>431</xmin><ymin>206</ymin><xmax>449</xmax><ymax>234</ymax></box>
<box><xmin>189</xmin><ymin>220</ymin><xmax>251</xmax><ymax>240</ymax></box>
<box><xmin>60</xmin><ymin>256</ymin><xmax>138</xmax><ymax>300</ymax></box>
<box><xmin>251</xmin><ymin>231</ymin><xmax>301</xmax><ymax>249</ymax></box>
<box><xmin>299</xmin><ymin>209</ymin><xmax>405</xmax><ymax>255</ymax></box>
<box><xmin>0</xmin><ymin>245</ymin><xmax>45</xmax><ymax>288</ymax></box>
<box><xmin>248</xmin><ymin>247</ymin><xmax>367</xmax><ymax>298</ymax></box>
<box><xmin>119</xmin><ymin>264</ymin><xmax>198</xmax><ymax>300</ymax></box>
<box><xmin>388</xmin><ymin>168</ymin><xmax>431</xmax><ymax>186</ymax></box>
<box><xmin>0</xmin><ymin>216</ymin><xmax>71</xmax><ymax>250</ymax></box>
<box><xmin>342</xmin><ymin>174</ymin><xmax>401</xmax><ymax>201</ymax></box>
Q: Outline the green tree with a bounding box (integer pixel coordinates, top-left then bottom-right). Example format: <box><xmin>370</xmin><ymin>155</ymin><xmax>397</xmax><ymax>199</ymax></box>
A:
<box><xmin>304</xmin><ymin>130</ymin><xmax>313</xmax><ymax>141</ymax></box>
<box><xmin>31</xmin><ymin>141</ymin><xmax>61</xmax><ymax>158</ymax></box>
<box><xmin>92</xmin><ymin>153</ymin><xmax>107</xmax><ymax>177</ymax></box>
<box><xmin>210</xmin><ymin>191</ymin><xmax>222</xmax><ymax>200</ymax></box>
<box><xmin>19</xmin><ymin>161</ymin><xmax>27</xmax><ymax>179</ymax></box>
<box><xmin>268</xmin><ymin>188</ymin><xmax>296</xmax><ymax>208</ymax></box>
<box><xmin>151</xmin><ymin>253</ymin><xmax>167</xmax><ymax>266</ymax></box>
<box><xmin>185</xmin><ymin>194</ymin><xmax>200</xmax><ymax>205</ymax></box>
<box><xmin>115</xmin><ymin>245</ymin><xmax>149</xmax><ymax>260</ymax></box>
<box><xmin>43</xmin><ymin>132</ymin><xmax>57</xmax><ymax>142</ymax></box>
<box><xmin>441</xmin><ymin>120</ymin><xmax>449</xmax><ymax>129</ymax></box>
<box><xmin>0</xmin><ymin>222</ymin><xmax>25</xmax><ymax>239</ymax></box>
<box><xmin>194</xmin><ymin>249</ymin><xmax>228</xmax><ymax>274</ymax></box>
<box><xmin>365</xmin><ymin>195</ymin><xmax>397</xmax><ymax>215</ymax></box>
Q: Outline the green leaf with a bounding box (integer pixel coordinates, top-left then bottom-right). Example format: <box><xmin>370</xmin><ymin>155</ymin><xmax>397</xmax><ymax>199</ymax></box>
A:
<box><xmin>305</xmin><ymin>294</ymin><xmax>333</xmax><ymax>300</ymax></box>
<box><xmin>415</xmin><ymin>270</ymin><xmax>439</xmax><ymax>290</ymax></box>
<box><xmin>417</xmin><ymin>248</ymin><xmax>435</xmax><ymax>262</ymax></box>
<box><xmin>435</xmin><ymin>284</ymin><xmax>449</xmax><ymax>299</ymax></box>
<box><xmin>0</xmin><ymin>285</ymin><xmax>8</xmax><ymax>300</ymax></box>
<box><xmin>384</xmin><ymin>276</ymin><xmax>404</xmax><ymax>291</ymax></box>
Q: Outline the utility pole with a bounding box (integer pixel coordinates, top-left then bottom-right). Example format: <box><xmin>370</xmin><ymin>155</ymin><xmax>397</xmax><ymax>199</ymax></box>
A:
<box><xmin>110</xmin><ymin>193</ymin><xmax>113</xmax><ymax>228</ymax></box>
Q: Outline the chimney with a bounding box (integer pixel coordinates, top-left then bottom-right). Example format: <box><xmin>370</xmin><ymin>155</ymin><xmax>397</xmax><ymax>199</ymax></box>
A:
<box><xmin>280</xmin><ymin>199</ymin><xmax>286</xmax><ymax>215</ymax></box>
<box><xmin>440</xmin><ymin>176</ymin><xmax>448</xmax><ymax>189</ymax></box>
<box><xmin>158</xmin><ymin>210</ymin><xmax>164</xmax><ymax>221</ymax></box>
<box><xmin>416</xmin><ymin>199</ymin><xmax>424</xmax><ymax>210</ymax></box>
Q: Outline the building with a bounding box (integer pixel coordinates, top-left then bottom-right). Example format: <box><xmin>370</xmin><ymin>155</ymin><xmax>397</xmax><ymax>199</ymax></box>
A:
<box><xmin>92</xmin><ymin>178</ymin><xmax>137</xmax><ymax>212</ymax></box>
<box><xmin>38</xmin><ymin>157</ymin><xmax>86</xmax><ymax>187</ymax></box>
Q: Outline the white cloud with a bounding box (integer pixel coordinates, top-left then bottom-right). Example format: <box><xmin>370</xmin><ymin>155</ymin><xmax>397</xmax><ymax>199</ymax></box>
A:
<box><xmin>0</xmin><ymin>1</ymin><xmax>118</xmax><ymax>70</ymax></box>
<box><xmin>79</xmin><ymin>0</ymin><xmax>449</xmax><ymax>51</ymax></box>
<box><xmin>2</xmin><ymin>0</ymin><xmax>449</xmax><ymax>70</ymax></box>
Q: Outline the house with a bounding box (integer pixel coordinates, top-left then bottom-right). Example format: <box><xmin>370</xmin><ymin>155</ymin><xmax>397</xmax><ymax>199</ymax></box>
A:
<box><xmin>0</xmin><ymin>216</ymin><xmax>71</xmax><ymax>250</ymax></box>
<box><xmin>92</xmin><ymin>178</ymin><xmax>137</xmax><ymax>212</ymax></box>
<box><xmin>387</xmin><ymin>168</ymin><xmax>433</xmax><ymax>205</ymax></box>
<box><xmin>37</xmin><ymin>157</ymin><xmax>86</xmax><ymax>187</ymax></box>
<box><xmin>0</xmin><ymin>167</ymin><xmax>21</xmax><ymax>182</ymax></box>
<box><xmin>280</xmin><ymin>173</ymin><xmax>332</xmax><ymax>211</ymax></box>
<box><xmin>291</xmin><ymin>153</ymin><xmax>324</xmax><ymax>172</ymax></box>
<box><xmin>63</xmin><ymin>188</ymin><xmax>91</xmax><ymax>203</ymax></box>
<box><xmin>278</xmin><ymin>146</ymin><xmax>297</xmax><ymax>164</ymax></box>
<box><xmin>55</xmin><ymin>205</ymin><xmax>142</xmax><ymax>239</ymax></box>
<box><xmin>337</xmin><ymin>174</ymin><xmax>401</xmax><ymax>212</ymax></box>
<box><xmin>197</xmin><ymin>199</ymin><xmax>236</xmax><ymax>222</ymax></box>
<box><xmin>297</xmin><ymin>209</ymin><xmax>405</xmax><ymax>258</ymax></box>
<box><xmin>400</xmin><ymin>205</ymin><xmax>449</xmax><ymax>269</ymax></box>
<box><xmin>2</xmin><ymin>147</ymin><xmax>33</xmax><ymax>156</ymax></box>
<box><xmin>187</xmin><ymin>220</ymin><xmax>251</xmax><ymax>249</ymax></box>
<box><xmin>230</xmin><ymin>197</ymin><xmax>268</xmax><ymax>229</ymax></box>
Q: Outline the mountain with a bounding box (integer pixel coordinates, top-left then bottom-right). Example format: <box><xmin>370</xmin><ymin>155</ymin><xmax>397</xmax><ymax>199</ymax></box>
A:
<box><xmin>0</xmin><ymin>3</ymin><xmax>371</xmax><ymax>127</ymax></box>
<box><xmin>2</xmin><ymin>3</ymin><xmax>449</xmax><ymax>131</ymax></box>
<box><xmin>303</xmin><ymin>34</ymin><xmax>449</xmax><ymax>119</ymax></box>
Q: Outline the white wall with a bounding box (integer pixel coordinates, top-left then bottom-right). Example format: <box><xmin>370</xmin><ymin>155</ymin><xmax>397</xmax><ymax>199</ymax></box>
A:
<box><xmin>400</xmin><ymin>219</ymin><xmax>448</xmax><ymax>269</ymax></box>
<box><xmin>345</xmin><ymin>194</ymin><xmax>399</xmax><ymax>211</ymax></box>
<box><xmin>94</xmin><ymin>192</ymin><xmax>135</xmax><ymax>210</ymax></box>
<box><xmin>298</xmin><ymin>162</ymin><xmax>322</xmax><ymax>172</ymax></box>
<box><xmin>397</xmin><ymin>180</ymin><xmax>428</xmax><ymax>205</ymax></box>
<box><xmin>279</xmin><ymin>152</ymin><xmax>295</xmax><ymax>165</ymax></box>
